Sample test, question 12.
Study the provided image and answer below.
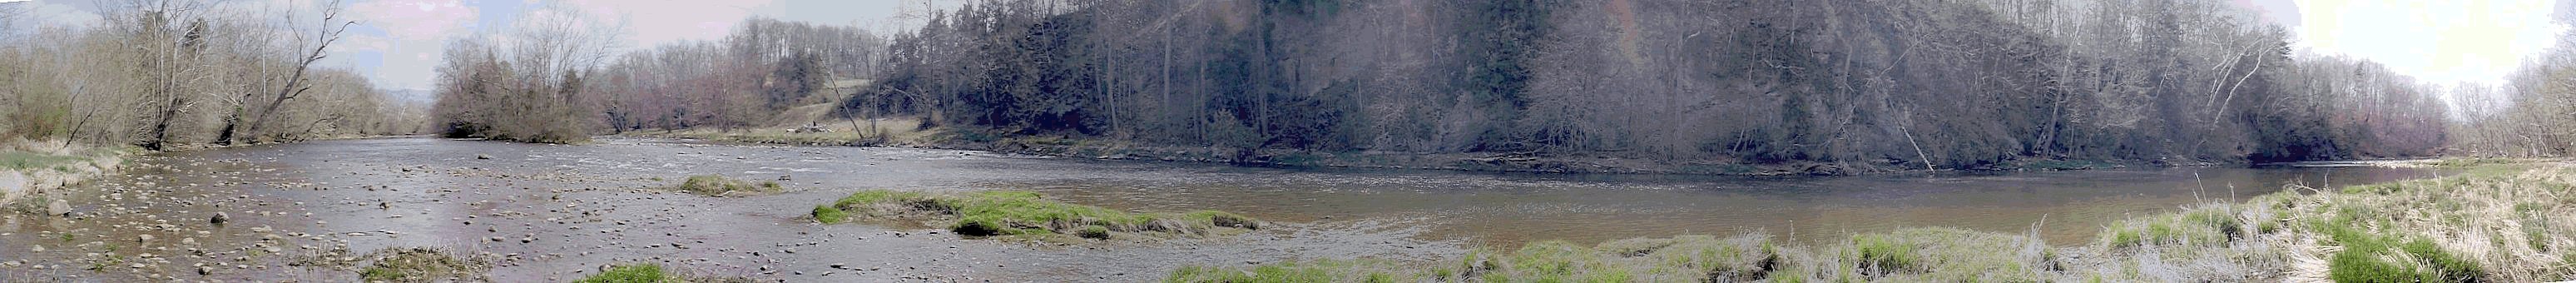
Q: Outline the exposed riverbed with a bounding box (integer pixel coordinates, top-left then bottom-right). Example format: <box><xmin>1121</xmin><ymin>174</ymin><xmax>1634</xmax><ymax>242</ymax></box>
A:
<box><xmin>0</xmin><ymin>137</ymin><xmax>2457</xmax><ymax>281</ymax></box>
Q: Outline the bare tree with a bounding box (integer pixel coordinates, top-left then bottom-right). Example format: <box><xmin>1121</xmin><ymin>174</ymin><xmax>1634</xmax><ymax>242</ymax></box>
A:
<box><xmin>111</xmin><ymin>0</ymin><xmax>225</xmax><ymax>150</ymax></box>
<box><xmin>216</xmin><ymin>0</ymin><xmax>354</xmax><ymax>144</ymax></box>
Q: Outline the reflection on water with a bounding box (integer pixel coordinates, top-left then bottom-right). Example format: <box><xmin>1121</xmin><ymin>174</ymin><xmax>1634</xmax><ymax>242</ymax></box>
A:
<box><xmin>995</xmin><ymin>161</ymin><xmax>2455</xmax><ymax>246</ymax></box>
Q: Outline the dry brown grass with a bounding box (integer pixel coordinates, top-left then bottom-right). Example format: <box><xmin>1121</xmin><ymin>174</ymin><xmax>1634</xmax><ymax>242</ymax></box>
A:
<box><xmin>1172</xmin><ymin>165</ymin><xmax>2576</xmax><ymax>282</ymax></box>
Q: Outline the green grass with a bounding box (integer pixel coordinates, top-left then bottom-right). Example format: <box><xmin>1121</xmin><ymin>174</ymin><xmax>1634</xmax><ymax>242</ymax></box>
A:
<box><xmin>2428</xmin><ymin>157</ymin><xmax>2518</xmax><ymax>167</ymax></box>
<box><xmin>671</xmin><ymin>175</ymin><xmax>781</xmax><ymax>196</ymax></box>
<box><xmin>570</xmin><ymin>263</ymin><xmax>752</xmax><ymax>283</ymax></box>
<box><xmin>2100</xmin><ymin>204</ymin><xmax>2242</xmax><ymax>250</ymax></box>
<box><xmin>1173</xmin><ymin>234</ymin><xmax>1791</xmax><ymax>282</ymax></box>
<box><xmin>811</xmin><ymin>205</ymin><xmax>847</xmax><ymax>224</ymax></box>
<box><xmin>1853</xmin><ymin>233</ymin><xmax>1919</xmax><ymax>273</ymax></box>
<box><xmin>824</xmin><ymin>190</ymin><xmax>1260</xmax><ymax>238</ymax></box>
<box><xmin>0</xmin><ymin>151</ymin><xmax>89</xmax><ymax>171</ymax></box>
<box><xmin>575</xmin><ymin>264</ymin><xmax>672</xmax><ymax>283</ymax></box>
<box><xmin>1167</xmin><ymin>261</ymin><xmax>1344</xmax><ymax>282</ymax></box>
<box><xmin>357</xmin><ymin>248</ymin><xmax>487</xmax><ymax>283</ymax></box>
<box><xmin>1168</xmin><ymin>166</ymin><xmax>2576</xmax><ymax>282</ymax></box>
<box><xmin>2315</xmin><ymin>186</ymin><xmax>2487</xmax><ymax>282</ymax></box>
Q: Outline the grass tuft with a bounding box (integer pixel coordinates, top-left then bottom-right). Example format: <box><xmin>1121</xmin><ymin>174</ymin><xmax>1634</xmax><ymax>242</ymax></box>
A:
<box><xmin>572</xmin><ymin>263</ymin><xmax>755</xmax><ymax>283</ymax></box>
<box><xmin>1167</xmin><ymin>166</ymin><xmax>2576</xmax><ymax>282</ymax></box>
<box><xmin>671</xmin><ymin>175</ymin><xmax>782</xmax><ymax>196</ymax></box>
<box><xmin>811</xmin><ymin>205</ymin><xmax>847</xmax><ymax>224</ymax></box>
<box><xmin>0</xmin><ymin>151</ymin><xmax>91</xmax><ymax>171</ymax></box>
<box><xmin>823</xmin><ymin>189</ymin><xmax>1260</xmax><ymax>239</ymax></box>
<box><xmin>357</xmin><ymin>248</ymin><xmax>488</xmax><ymax>283</ymax></box>
<box><xmin>575</xmin><ymin>264</ymin><xmax>671</xmax><ymax>283</ymax></box>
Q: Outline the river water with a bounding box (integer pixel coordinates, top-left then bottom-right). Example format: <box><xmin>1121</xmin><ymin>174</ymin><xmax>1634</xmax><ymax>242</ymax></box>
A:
<box><xmin>0</xmin><ymin>137</ymin><xmax>2455</xmax><ymax>281</ymax></box>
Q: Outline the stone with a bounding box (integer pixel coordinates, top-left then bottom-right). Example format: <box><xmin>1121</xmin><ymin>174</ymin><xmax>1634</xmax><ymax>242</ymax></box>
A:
<box><xmin>136</xmin><ymin>234</ymin><xmax>154</xmax><ymax>242</ymax></box>
<box><xmin>210</xmin><ymin>212</ymin><xmax>230</xmax><ymax>225</ymax></box>
<box><xmin>476</xmin><ymin>154</ymin><xmax>493</xmax><ymax>160</ymax></box>
<box><xmin>46</xmin><ymin>199</ymin><xmax>70</xmax><ymax>216</ymax></box>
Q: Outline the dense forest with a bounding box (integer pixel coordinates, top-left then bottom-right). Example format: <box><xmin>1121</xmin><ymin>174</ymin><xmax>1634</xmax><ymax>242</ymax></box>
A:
<box><xmin>414</xmin><ymin>0</ymin><xmax>2576</xmax><ymax>171</ymax></box>
<box><xmin>840</xmin><ymin>0</ymin><xmax>2449</xmax><ymax>169</ymax></box>
<box><xmin>0</xmin><ymin>0</ymin><xmax>424</xmax><ymax>149</ymax></box>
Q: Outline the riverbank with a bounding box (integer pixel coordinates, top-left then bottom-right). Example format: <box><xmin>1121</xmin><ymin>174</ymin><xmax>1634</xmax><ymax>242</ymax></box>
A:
<box><xmin>0</xmin><ymin>140</ymin><xmax>131</xmax><ymax>211</ymax></box>
<box><xmin>1167</xmin><ymin>163</ymin><xmax>2576</xmax><ymax>281</ymax></box>
<box><xmin>0</xmin><ymin>135</ymin><xmax>436</xmax><ymax>210</ymax></box>
<box><xmin>623</xmin><ymin>122</ymin><xmax>2200</xmax><ymax>176</ymax></box>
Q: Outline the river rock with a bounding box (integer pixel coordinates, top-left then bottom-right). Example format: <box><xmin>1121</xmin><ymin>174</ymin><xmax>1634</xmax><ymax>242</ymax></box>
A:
<box><xmin>476</xmin><ymin>154</ymin><xmax>493</xmax><ymax>160</ymax></box>
<box><xmin>0</xmin><ymin>171</ymin><xmax>23</xmax><ymax>201</ymax></box>
<box><xmin>210</xmin><ymin>212</ymin><xmax>230</xmax><ymax>225</ymax></box>
<box><xmin>45</xmin><ymin>199</ymin><xmax>69</xmax><ymax>216</ymax></box>
<box><xmin>136</xmin><ymin>234</ymin><xmax>154</xmax><ymax>242</ymax></box>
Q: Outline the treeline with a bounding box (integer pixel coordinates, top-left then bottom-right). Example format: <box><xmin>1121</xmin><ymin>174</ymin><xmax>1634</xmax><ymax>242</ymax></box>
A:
<box><xmin>845</xmin><ymin>0</ymin><xmax>2446</xmax><ymax>168</ymax></box>
<box><xmin>0</xmin><ymin>0</ymin><xmax>424</xmax><ymax>149</ymax></box>
<box><xmin>2448</xmin><ymin>12</ymin><xmax>2576</xmax><ymax>156</ymax></box>
<box><xmin>429</xmin><ymin>14</ymin><xmax>887</xmax><ymax>142</ymax></box>
<box><xmin>591</xmin><ymin>17</ymin><xmax>885</xmax><ymax>132</ymax></box>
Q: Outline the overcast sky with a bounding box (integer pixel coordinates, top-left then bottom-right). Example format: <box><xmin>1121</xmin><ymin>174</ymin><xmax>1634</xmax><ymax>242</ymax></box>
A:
<box><xmin>8</xmin><ymin>0</ymin><xmax>965</xmax><ymax>92</ymax></box>
<box><xmin>2294</xmin><ymin>0</ymin><xmax>2568</xmax><ymax>88</ymax></box>
<box><xmin>7</xmin><ymin>0</ymin><xmax>2569</xmax><ymax>96</ymax></box>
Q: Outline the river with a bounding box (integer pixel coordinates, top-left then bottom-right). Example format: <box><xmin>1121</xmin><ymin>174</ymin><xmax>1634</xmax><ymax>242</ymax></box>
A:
<box><xmin>0</xmin><ymin>137</ymin><xmax>2457</xmax><ymax>281</ymax></box>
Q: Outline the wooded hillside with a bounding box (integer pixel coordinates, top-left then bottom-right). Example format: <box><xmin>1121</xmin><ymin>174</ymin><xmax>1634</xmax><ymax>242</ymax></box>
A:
<box><xmin>845</xmin><ymin>0</ymin><xmax>2449</xmax><ymax>168</ymax></box>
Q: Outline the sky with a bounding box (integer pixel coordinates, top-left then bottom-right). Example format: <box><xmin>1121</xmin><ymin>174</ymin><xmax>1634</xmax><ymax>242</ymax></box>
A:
<box><xmin>4</xmin><ymin>0</ymin><xmax>2569</xmax><ymax>100</ymax></box>
<box><xmin>5</xmin><ymin>0</ymin><xmax>964</xmax><ymax>94</ymax></box>
<box><xmin>2291</xmin><ymin>0</ymin><xmax>2568</xmax><ymax>88</ymax></box>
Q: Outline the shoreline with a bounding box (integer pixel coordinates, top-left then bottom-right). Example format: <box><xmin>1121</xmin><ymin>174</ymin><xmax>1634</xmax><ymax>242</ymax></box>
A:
<box><xmin>0</xmin><ymin>142</ymin><xmax>129</xmax><ymax>210</ymax></box>
<box><xmin>617</xmin><ymin>128</ymin><xmax>2259</xmax><ymax>176</ymax></box>
<box><xmin>1168</xmin><ymin>162</ymin><xmax>2574</xmax><ymax>281</ymax></box>
<box><xmin>0</xmin><ymin>134</ymin><xmax>431</xmax><ymax>208</ymax></box>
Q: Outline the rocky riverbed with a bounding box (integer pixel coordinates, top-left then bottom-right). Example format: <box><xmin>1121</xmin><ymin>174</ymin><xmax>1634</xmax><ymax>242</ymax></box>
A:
<box><xmin>0</xmin><ymin>137</ymin><xmax>1459</xmax><ymax>281</ymax></box>
<box><xmin>0</xmin><ymin>137</ymin><xmax>2458</xmax><ymax>281</ymax></box>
